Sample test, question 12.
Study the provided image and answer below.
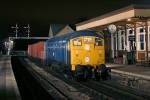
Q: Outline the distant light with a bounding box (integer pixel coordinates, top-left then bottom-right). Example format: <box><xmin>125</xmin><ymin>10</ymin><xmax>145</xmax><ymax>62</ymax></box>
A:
<box><xmin>9</xmin><ymin>40</ymin><xmax>14</xmax><ymax>44</ymax></box>
<box><xmin>127</xmin><ymin>18</ymin><xmax>131</xmax><ymax>21</ymax></box>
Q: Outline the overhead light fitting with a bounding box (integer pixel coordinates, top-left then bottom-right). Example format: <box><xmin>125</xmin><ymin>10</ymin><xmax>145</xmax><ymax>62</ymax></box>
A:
<box><xmin>127</xmin><ymin>18</ymin><xmax>131</xmax><ymax>21</ymax></box>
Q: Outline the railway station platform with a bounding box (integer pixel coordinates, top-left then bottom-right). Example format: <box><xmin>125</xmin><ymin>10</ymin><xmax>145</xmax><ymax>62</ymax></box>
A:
<box><xmin>0</xmin><ymin>56</ymin><xmax>21</xmax><ymax>100</ymax></box>
<box><xmin>106</xmin><ymin>63</ymin><xmax>150</xmax><ymax>80</ymax></box>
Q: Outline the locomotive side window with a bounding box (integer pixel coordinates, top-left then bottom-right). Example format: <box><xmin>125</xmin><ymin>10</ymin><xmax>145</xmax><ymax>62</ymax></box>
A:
<box><xmin>73</xmin><ymin>39</ymin><xmax>82</xmax><ymax>46</ymax></box>
<box><xmin>95</xmin><ymin>38</ymin><xmax>104</xmax><ymax>46</ymax></box>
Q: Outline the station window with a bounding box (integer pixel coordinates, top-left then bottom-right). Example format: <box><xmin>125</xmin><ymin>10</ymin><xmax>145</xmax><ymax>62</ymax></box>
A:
<box><xmin>73</xmin><ymin>39</ymin><xmax>82</xmax><ymax>46</ymax></box>
<box><xmin>140</xmin><ymin>34</ymin><xmax>144</xmax><ymax>42</ymax></box>
<box><xmin>121</xmin><ymin>37</ymin><xmax>124</xmax><ymax>50</ymax></box>
<box><xmin>129</xmin><ymin>29</ymin><xmax>133</xmax><ymax>34</ymax></box>
<box><xmin>95</xmin><ymin>38</ymin><xmax>104</xmax><ymax>46</ymax></box>
<box><xmin>140</xmin><ymin>43</ymin><xmax>144</xmax><ymax>50</ymax></box>
<box><xmin>140</xmin><ymin>34</ymin><xmax>144</xmax><ymax>50</ymax></box>
<box><xmin>121</xmin><ymin>31</ymin><xmax>124</xmax><ymax>35</ymax></box>
<box><xmin>140</xmin><ymin>28</ymin><xmax>144</xmax><ymax>33</ymax></box>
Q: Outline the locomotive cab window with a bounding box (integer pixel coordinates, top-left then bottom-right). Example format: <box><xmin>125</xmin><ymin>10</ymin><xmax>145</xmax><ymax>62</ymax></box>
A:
<box><xmin>95</xmin><ymin>38</ymin><xmax>104</xmax><ymax>46</ymax></box>
<box><xmin>73</xmin><ymin>39</ymin><xmax>82</xmax><ymax>46</ymax></box>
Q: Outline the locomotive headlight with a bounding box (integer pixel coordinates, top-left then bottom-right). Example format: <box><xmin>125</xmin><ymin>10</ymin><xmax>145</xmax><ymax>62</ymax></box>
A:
<box><xmin>85</xmin><ymin>56</ymin><xmax>90</xmax><ymax>62</ymax></box>
<box><xmin>85</xmin><ymin>45</ymin><xmax>90</xmax><ymax>51</ymax></box>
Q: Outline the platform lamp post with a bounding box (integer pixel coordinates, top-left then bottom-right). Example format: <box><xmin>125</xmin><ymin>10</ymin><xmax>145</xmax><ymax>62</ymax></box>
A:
<box><xmin>24</xmin><ymin>24</ymin><xmax>30</xmax><ymax>38</ymax></box>
<box><xmin>108</xmin><ymin>24</ymin><xmax>117</xmax><ymax>60</ymax></box>
<box><xmin>11</xmin><ymin>24</ymin><xmax>18</xmax><ymax>38</ymax></box>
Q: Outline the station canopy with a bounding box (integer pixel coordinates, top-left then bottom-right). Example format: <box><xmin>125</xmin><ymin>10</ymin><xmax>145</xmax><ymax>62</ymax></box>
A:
<box><xmin>76</xmin><ymin>4</ymin><xmax>150</xmax><ymax>31</ymax></box>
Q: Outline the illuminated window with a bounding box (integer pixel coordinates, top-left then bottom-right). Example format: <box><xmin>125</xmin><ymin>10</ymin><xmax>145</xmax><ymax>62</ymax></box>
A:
<box><xmin>95</xmin><ymin>38</ymin><xmax>104</xmax><ymax>46</ymax></box>
<box><xmin>73</xmin><ymin>39</ymin><xmax>82</xmax><ymax>46</ymax></box>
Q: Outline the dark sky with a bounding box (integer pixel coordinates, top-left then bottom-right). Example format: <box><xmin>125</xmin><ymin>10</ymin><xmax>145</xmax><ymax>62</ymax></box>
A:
<box><xmin>0</xmin><ymin>0</ymin><xmax>150</xmax><ymax>39</ymax></box>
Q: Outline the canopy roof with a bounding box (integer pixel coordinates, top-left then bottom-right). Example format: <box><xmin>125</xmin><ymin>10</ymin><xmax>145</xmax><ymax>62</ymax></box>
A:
<box><xmin>46</xmin><ymin>31</ymin><xmax>102</xmax><ymax>43</ymax></box>
<box><xmin>76</xmin><ymin>5</ymin><xmax>150</xmax><ymax>31</ymax></box>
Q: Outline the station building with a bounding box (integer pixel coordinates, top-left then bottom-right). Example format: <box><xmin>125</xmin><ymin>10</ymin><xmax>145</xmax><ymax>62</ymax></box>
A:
<box><xmin>76</xmin><ymin>5</ymin><xmax>150</xmax><ymax>64</ymax></box>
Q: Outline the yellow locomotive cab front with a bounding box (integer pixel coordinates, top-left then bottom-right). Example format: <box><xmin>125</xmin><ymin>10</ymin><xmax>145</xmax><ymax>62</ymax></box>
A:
<box><xmin>70</xmin><ymin>36</ymin><xmax>105</xmax><ymax>71</ymax></box>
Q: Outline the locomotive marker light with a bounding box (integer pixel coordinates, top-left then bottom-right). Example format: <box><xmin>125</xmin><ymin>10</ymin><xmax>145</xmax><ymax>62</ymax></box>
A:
<box><xmin>85</xmin><ymin>45</ymin><xmax>90</xmax><ymax>51</ymax></box>
<box><xmin>85</xmin><ymin>56</ymin><xmax>90</xmax><ymax>62</ymax></box>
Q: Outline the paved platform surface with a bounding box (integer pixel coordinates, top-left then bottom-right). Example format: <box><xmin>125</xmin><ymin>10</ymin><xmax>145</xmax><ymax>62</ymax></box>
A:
<box><xmin>106</xmin><ymin>63</ymin><xmax>150</xmax><ymax>79</ymax></box>
<box><xmin>0</xmin><ymin>56</ymin><xmax>21</xmax><ymax>100</ymax></box>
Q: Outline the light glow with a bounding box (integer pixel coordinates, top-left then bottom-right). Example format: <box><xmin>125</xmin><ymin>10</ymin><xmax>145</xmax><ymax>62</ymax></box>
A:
<box><xmin>85</xmin><ymin>56</ymin><xmax>90</xmax><ymax>62</ymax></box>
<box><xmin>85</xmin><ymin>45</ymin><xmax>90</xmax><ymax>50</ymax></box>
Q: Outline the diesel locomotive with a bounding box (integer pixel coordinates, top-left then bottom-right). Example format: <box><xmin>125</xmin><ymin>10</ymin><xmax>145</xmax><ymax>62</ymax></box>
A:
<box><xmin>28</xmin><ymin>31</ymin><xmax>110</xmax><ymax>80</ymax></box>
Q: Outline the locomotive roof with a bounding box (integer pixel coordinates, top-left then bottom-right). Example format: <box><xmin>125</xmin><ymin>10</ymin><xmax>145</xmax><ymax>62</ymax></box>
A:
<box><xmin>46</xmin><ymin>31</ymin><xmax>103</xmax><ymax>42</ymax></box>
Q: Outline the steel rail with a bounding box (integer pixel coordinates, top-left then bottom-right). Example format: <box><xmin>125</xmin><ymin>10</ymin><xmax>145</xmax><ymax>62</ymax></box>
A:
<box><xmin>81</xmin><ymin>80</ymin><xmax>149</xmax><ymax>100</ymax></box>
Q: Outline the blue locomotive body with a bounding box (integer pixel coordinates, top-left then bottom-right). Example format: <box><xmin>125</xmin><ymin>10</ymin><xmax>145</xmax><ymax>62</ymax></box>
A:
<box><xmin>45</xmin><ymin>31</ymin><xmax>100</xmax><ymax>66</ymax></box>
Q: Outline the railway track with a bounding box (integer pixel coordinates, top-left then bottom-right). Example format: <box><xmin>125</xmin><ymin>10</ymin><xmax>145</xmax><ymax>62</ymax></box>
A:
<box><xmin>22</xmin><ymin>57</ymin><xmax>150</xmax><ymax>100</ymax></box>
<box><xmin>45</xmin><ymin>66</ymin><xmax>150</xmax><ymax>100</ymax></box>
<box><xmin>21</xmin><ymin>58</ymin><xmax>90</xmax><ymax>100</ymax></box>
<box><xmin>45</xmin><ymin>67</ymin><xmax>114</xmax><ymax>100</ymax></box>
<box><xmin>101</xmin><ymin>80</ymin><xmax>150</xmax><ymax>99</ymax></box>
<box><xmin>26</xmin><ymin>65</ymin><xmax>71</xmax><ymax>100</ymax></box>
<box><xmin>11</xmin><ymin>57</ymin><xmax>53</xmax><ymax>100</ymax></box>
<box><xmin>81</xmin><ymin>80</ymin><xmax>150</xmax><ymax>100</ymax></box>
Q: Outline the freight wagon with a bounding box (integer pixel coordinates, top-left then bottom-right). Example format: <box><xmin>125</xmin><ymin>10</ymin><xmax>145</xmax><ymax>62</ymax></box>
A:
<box><xmin>28</xmin><ymin>41</ymin><xmax>45</xmax><ymax>63</ymax></box>
<box><xmin>28</xmin><ymin>31</ymin><xmax>111</xmax><ymax>80</ymax></box>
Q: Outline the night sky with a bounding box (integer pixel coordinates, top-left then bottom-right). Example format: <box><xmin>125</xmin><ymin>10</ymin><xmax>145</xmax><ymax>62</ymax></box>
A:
<box><xmin>0</xmin><ymin>0</ymin><xmax>150</xmax><ymax>39</ymax></box>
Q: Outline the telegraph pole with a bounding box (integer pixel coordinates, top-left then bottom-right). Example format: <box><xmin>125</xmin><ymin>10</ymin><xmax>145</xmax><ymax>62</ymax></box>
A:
<box><xmin>11</xmin><ymin>24</ymin><xmax>18</xmax><ymax>37</ymax></box>
<box><xmin>24</xmin><ymin>24</ymin><xmax>30</xmax><ymax>37</ymax></box>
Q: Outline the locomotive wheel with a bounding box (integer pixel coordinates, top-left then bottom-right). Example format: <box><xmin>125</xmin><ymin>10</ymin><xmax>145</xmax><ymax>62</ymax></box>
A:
<box><xmin>99</xmin><ymin>64</ymin><xmax>111</xmax><ymax>80</ymax></box>
<box><xmin>74</xmin><ymin>65</ymin><xmax>81</xmax><ymax>81</ymax></box>
<box><xmin>74</xmin><ymin>65</ymin><xmax>88</xmax><ymax>81</ymax></box>
<box><xmin>94</xmin><ymin>66</ymin><xmax>101</xmax><ymax>81</ymax></box>
<box><xmin>83</xmin><ymin>67</ymin><xmax>88</xmax><ymax>80</ymax></box>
